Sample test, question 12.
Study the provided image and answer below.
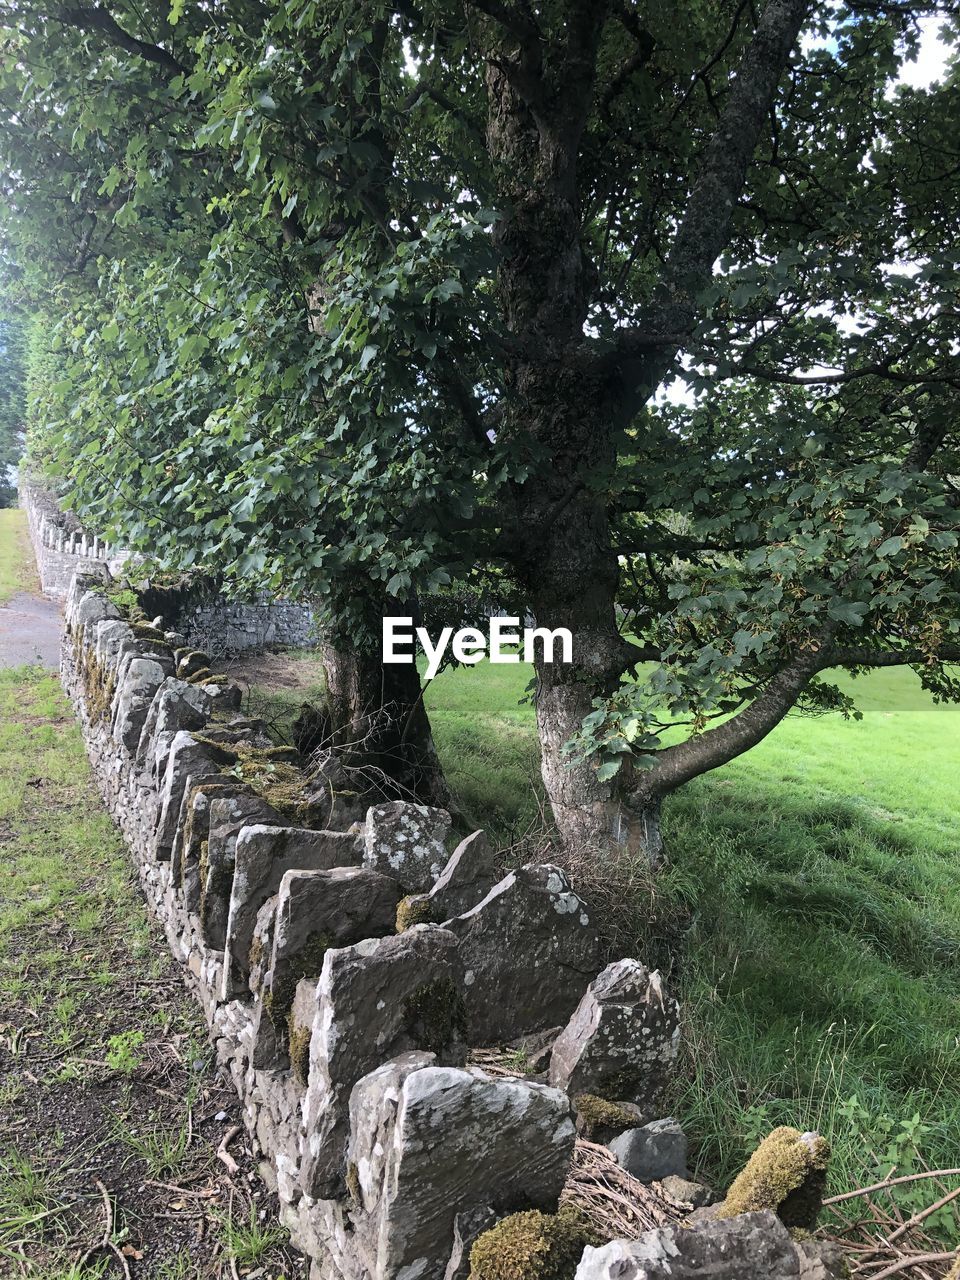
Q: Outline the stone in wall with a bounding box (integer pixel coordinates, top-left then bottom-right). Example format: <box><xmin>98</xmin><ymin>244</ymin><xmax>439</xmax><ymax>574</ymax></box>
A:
<box><xmin>443</xmin><ymin>864</ymin><xmax>601</xmax><ymax>1044</ymax></box>
<box><xmin>223</xmin><ymin>824</ymin><xmax>363</xmax><ymax>999</ymax></box>
<box><xmin>397</xmin><ymin>830</ymin><xmax>498</xmax><ymax>928</ymax></box>
<box><xmin>155</xmin><ymin>731</ymin><xmax>224</xmax><ymax>861</ymax></box>
<box><xmin>136</xmin><ymin>677</ymin><xmax>213</xmax><ymax>777</ymax></box>
<box><xmin>574</xmin><ymin>1211</ymin><xmax>845</xmax><ymax>1279</ymax></box>
<box><xmin>548</xmin><ymin>960</ymin><xmax>680</xmax><ymax>1110</ymax></box>
<box><xmin>251</xmin><ymin>866</ymin><xmax>403</xmax><ymax>1071</ymax></box>
<box><xmin>300</xmin><ymin>924</ymin><xmax>466</xmax><ymax>1200</ymax></box>
<box><xmin>347</xmin><ymin>1060</ymin><xmax>576</xmax><ymax>1280</ymax></box>
<box><xmin>111</xmin><ymin>657</ymin><xmax>170</xmax><ymax>752</ymax></box>
<box><xmin>200</xmin><ymin>793</ymin><xmax>286</xmax><ymax>947</ymax></box>
<box><xmin>362</xmin><ymin>801</ymin><xmax>452</xmax><ymax>893</ymax></box>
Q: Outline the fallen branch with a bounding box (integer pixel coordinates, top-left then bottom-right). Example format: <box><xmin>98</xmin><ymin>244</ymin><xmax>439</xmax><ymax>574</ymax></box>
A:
<box><xmin>76</xmin><ymin>1180</ymin><xmax>131</xmax><ymax>1280</ymax></box>
<box><xmin>217</xmin><ymin>1124</ymin><xmax>242</xmax><ymax>1175</ymax></box>
<box><xmin>825</xmin><ymin>1169</ymin><xmax>960</xmax><ymax>1206</ymax></box>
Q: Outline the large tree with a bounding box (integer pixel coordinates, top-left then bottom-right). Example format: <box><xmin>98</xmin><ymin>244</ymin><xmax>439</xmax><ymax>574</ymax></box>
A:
<box><xmin>2</xmin><ymin>1</ymin><xmax>958</xmax><ymax>860</ymax></box>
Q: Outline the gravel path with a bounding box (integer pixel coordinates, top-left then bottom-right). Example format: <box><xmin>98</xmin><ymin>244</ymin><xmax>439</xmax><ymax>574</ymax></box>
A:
<box><xmin>0</xmin><ymin>588</ymin><xmax>62</xmax><ymax>668</ymax></box>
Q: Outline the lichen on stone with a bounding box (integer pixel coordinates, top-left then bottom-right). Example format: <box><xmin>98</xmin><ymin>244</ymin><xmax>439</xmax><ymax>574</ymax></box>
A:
<box><xmin>718</xmin><ymin>1125</ymin><xmax>830</xmax><ymax>1231</ymax></box>
<box><xmin>468</xmin><ymin>1206</ymin><xmax>599</xmax><ymax>1280</ymax></box>
<box><xmin>402</xmin><ymin>976</ymin><xmax>467</xmax><ymax>1055</ymax></box>
<box><xmin>344</xmin><ymin>1161</ymin><xmax>361</xmax><ymax>1206</ymax></box>
<box><xmin>395</xmin><ymin>894</ymin><xmax>438</xmax><ymax>933</ymax></box>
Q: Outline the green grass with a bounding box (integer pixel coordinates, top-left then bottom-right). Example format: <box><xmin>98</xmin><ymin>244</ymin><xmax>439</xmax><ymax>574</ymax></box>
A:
<box><xmin>0</xmin><ymin>507</ymin><xmax>35</xmax><ymax>602</ymax></box>
<box><xmin>421</xmin><ymin>658</ymin><xmax>960</xmax><ymax>1231</ymax></box>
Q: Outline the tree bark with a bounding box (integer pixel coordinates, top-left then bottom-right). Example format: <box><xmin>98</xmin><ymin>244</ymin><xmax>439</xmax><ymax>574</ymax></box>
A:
<box><xmin>319</xmin><ymin>609</ymin><xmax>449</xmax><ymax>811</ymax></box>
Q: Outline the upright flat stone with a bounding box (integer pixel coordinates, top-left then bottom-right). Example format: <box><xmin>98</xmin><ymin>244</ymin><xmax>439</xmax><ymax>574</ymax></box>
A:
<box><xmin>200</xmin><ymin>793</ymin><xmax>285</xmax><ymax>947</ymax></box>
<box><xmin>397</xmin><ymin>831</ymin><xmax>498</xmax><ymax>928</ymax></box>
<box><xmin>548</xmin><ymin>960</ymin><xmax>680</xmax><ymax>1108</ymax></box>
<box><xmin>362</xmin><ymin>801</ymin><xmax>451</xmax><ymax>893</ymax></box>
<box><xmin>155</xmin><ymin>732</ymin><xmax>222</xmax><ymax>860</ymax></box>
<box><xmin>444</xmin><ymin>864</ymin><xmax>601</xmax><ymax>1044</ymax></box>
<box><xmin>222</xmin><ymin>824</ymin><xmax>364</xmax><ymax>999</ymax></box>
<box><xmin>135</xmin><ymin>677</ymin><xmax>212</xmax><ymax>776</ymax></box>
<box><xmin>300</xmin><ymin>925</ymin><xmax>466</xmax><ymax>1199</ymax></box>
<box><xmin>251</xmin><ymin>866</ymin><xmax>402</xmax><ymax>1070</ymax></box>
<box><xmin>112</xmin><ymin>657</ymin><xmax>168</xmax><ymax>752</ymax></box>
<box><xmin>348</xmin><ymin>1063</ymin><xmax>575</xmax><ymax>1280</ymax></box>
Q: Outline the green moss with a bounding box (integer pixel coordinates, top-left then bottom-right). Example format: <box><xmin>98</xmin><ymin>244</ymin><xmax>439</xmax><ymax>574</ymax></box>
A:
<box><xmin>249</xmin><ymin>933</ymin><xmax>265</xmax><ymax>975</ymax></box>
<box><xmin>402</xmin><ymin>977</ymin><xmax>467</xmax><ymax>1054</ymax></box>
<box><xmin>264</xmin><ymin>932</ymin><xmax>333</xmax><ymax>1028</ymax></box>
<box><xmin>130</xmin><ymin>622</ymin><xmax>167</xmax><ymax>643</ymax></box>
<box><xmin>573</xmin><ymin>1094</ymin><xmax>637</xmax><ymax>1138</ymax></box>
<box><xmin>718</xmin><ymin>1126</ymin><xmax>830</xmax><ymax>1231</ymax></box>
<box><xmin>77</xmin><ymin>632</ymin><xmax>117</xmax><ymax>726</ymax></box>
<box><xmin>345</xmin><ymin>1162</ymin><xmax>361</xmax><ymax>1206</ymax></box>
<box><xmin>288</xmin><ymin>1016</ymin><xmax>312</xmax><ymax>1088</ymax></box>
<box><xmin>396</xmin><ymin>895</ymin><xmax>439</xmax><ymax>932</ymax></box>
<box><xmin>468</xmin><ymin>1207</ymin><xmax>599</xmax><ymax>1280</ymax></box>
<box><xmin>187</xmin><ymin>667</ymin><xmax>215</xmax><ymax>683</ymax></box>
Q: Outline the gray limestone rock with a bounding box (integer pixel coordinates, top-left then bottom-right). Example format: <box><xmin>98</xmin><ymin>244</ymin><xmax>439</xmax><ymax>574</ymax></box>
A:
<box><xmin>112</xmin><ymin>657</ymin><xmax>167</xmax><ymax>752</ymax></box>
<box><xmin>398</xmin><ymin>830</ymin><xmax>498</xmax><ymax>927</ymax></box>
<box><xmin>443</xmin><ymin>1205</ymin><xmax>499</xmax><ymax>1280</ymax></box>
<box><xmin>135</xmin><ymin>677</ymin><xmax>212</xmax><ymax>776</ymax></box>
<box><xmin>299</xmin><ymin>925</ymin><xmax>466</xmax><ymax>1199</ymax></box>
<box><xmin>444</xmin><ymin>864</ymin><xmax>601</xmax><ymax>1044</ymax></box>
<box><xmin>658</xmin><ymin>1174</ymin><xmax>714</xmax><ymax>1209</ymax></box>
<box><xmin>548</xmin><ymin>959</ymin><xmax>679</xmax><ymax>1108</ymax></box>
<box><xmin>362</xmin><ymin>801</ymin><xmax>451</xmax><ymax>893</ymax></box>
<box><xmin>574</xmin><ymin>1211</ymin><xmax>801</xmax><ymax>1279</ymax></box>
<box><xmin>251</xmin><ymin>866</ymin><xmax>402</xmax><ymax>1071</ymax></box>
<box><xmin>348</xmin><ymin>1062</ymin><xmax>575</xmax><ymax>1280</ymax></box>
<box><xmin>154</xmin><ymin>732</ymin><xmax>222</xmax><ymax>860</ymax></box>
<box><xmin>200</xmin><ymin>793</ymin><xmax>285</xmax><ymax>947</ymax></box>
<box><xmin>222</xmin><ymin>824</ymin><xmax>364</xmax><ymax>999</ymax></box>
<box><xmin>608</xmin><ymin>1118</ymin><xmax>688</xmax><ymax>1183</ymax></box>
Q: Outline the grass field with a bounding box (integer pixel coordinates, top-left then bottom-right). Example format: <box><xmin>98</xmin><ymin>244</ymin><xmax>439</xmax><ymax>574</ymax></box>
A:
<box><xmin>0</xmin><ymin>507</ymin><xmax>36</xmax><ymax>603</ymax></box>
<box><xmin>419</xmin><ymin>656</ymin><xmax>960</xmax><ymax>1236</ymax></box>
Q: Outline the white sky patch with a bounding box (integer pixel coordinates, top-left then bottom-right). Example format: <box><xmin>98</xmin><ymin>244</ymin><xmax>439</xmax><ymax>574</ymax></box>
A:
<box><xmin>896</xmin><ymin>14</ymin><xmax>954</xmax><ymax>89</ymax></box>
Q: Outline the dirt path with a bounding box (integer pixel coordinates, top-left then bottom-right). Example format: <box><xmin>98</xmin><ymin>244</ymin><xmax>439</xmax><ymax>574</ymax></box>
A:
<box><xmin>0</xmin><ymin>591</ymin><xmax>62</xmax><ymax>668</ymax></box>
<box><xmin>0</xmin><ymin>508</ymin><xmax>61</xmax><ymax>669</ymax></box>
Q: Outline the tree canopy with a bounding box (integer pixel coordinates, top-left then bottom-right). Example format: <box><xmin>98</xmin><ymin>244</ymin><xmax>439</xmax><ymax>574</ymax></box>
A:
<box><xmin>2</xmin><ymin>0</ymin><xmax>958</xmax><ymax>857</ymax></box>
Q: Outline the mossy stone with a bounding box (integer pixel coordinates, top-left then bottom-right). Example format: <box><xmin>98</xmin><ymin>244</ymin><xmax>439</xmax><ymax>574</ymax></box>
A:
<box><xmin>402</xmin><ymin>976</ymin><xmax>467</xmax><ymax>1055</ymax></box>
<box><xmin>468</xmin><ymin>1206</ymin><xmax>599</xmax><ymax>1280</ymax></box>
<box><xmin>396</xmin><ymin>895</ymin><xmax>439</xmax><ymax>932</ymax></box>
<box><xmin>572</xmin><ymin>1093</ymin><xmax>638</xmax><ymax>1139</ymax></box>
<box><xmin>718</xmin><ymin>1126</ymin><xmax>830</xmax><ymax>1231</ymax></box>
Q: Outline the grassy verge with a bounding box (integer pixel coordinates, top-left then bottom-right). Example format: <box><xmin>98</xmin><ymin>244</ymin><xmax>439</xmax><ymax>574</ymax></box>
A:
<box><xmin>0</xmin><ymin>666</ymin><xmax>305</xmax><ymax>1280</ymax></box>
<box><xmin>0</xmin><ymin>507</ymin><xmax>37</xmax><ymax>603</ymax></box>
<box><xmin>240</xmin><ymin>647</ymin><xmax>960</xmax><ymax>1244</ymax></box>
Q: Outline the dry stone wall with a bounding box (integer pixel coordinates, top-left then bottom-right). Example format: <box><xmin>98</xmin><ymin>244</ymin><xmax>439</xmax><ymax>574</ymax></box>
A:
<box><xmin>53</xmin><ymin>555</ymin><xmax>845</xmax><ymax>1280</ymax></box>
<box><xmin>56</xmin><ymin>568</ymin><xmax>691</xmax><ymax>1279</ymax></box>
<box><xmin>23</xmin><ymin>482</ymin><xmax>127</xmax><ymax>598</ymax></box>
<box><xmin>22</xmin><ymin>484</ymin><xmax>320</xmax><ymax>653</ymax></box>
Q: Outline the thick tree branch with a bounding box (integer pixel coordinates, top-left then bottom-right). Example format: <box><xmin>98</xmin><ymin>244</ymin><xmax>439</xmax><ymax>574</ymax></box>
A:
<box><xmin>57</xmin><ymin>6</ymin><xmax>187</xmax><ymax>76</ymax></box>
<box><xmin>612</xmin><ymin>0</ymin><xmax>813</xmax><ymax>418</ymax></box>
<box><xmin>831</xmin><ymin>644</ymin><xmax>960</xmax><ymax>667</ymax></box>
<box><xmin>631</xmin><ymin>627</ymin><xmax>832</xmax><ymax>802</ymax></box>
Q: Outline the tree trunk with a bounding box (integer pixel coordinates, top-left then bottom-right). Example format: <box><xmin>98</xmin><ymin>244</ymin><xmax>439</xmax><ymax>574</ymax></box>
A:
<box><xmin>320</xmin><ymin>630</ymin><xmax>449</xmax><ymax>811</ymax></box>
